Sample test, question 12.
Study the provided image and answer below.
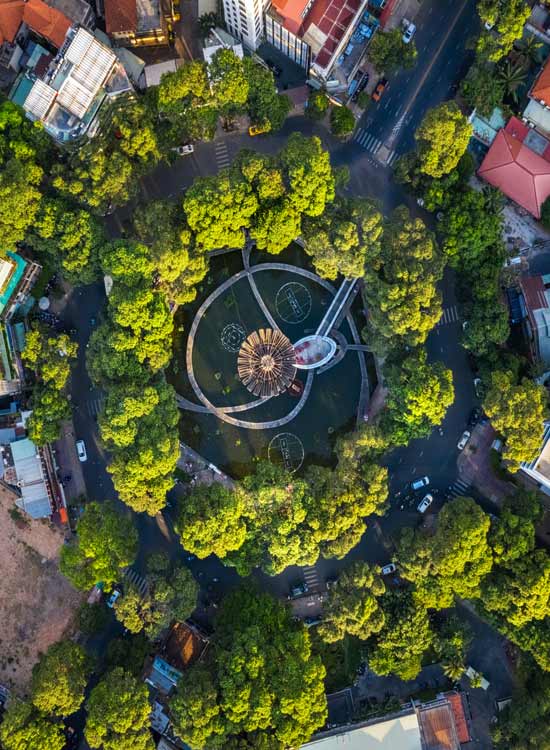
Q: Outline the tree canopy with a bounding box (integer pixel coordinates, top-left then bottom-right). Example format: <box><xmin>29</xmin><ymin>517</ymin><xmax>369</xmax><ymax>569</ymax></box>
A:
<box><xmin>60</xmin><ymin>502</ymin><xmax>138</xmax><ymax>590</ymax></box>
<box><xmin>169</xmin><ymin>588</ymin><xmax>327</xmax><ymax>749</ymax></box>
<box><xmin>31</xmin><ymin>641</ymin><xmax>92</xmax><ymax>717</ymax></box>
<box><xmin>0</xmin><ymin>700</ymin><xmax>65</xmax><ymax>750</ymax></box>
<box><xmin>415</xmin><ymin>102</ymin><xmax>472</xmax><ymax>178</ymax></box>
<box><xmin>85</xmin><ymin>668</ymin><xmax>154</xmax><ymax>750</ymax></box>
<box><xmin>368</xmin><ymin>28</ymin><xmax>417</xmax><ymax>73</ymax></box>
<box><xmin>318</xmin><ymin>562</ymin><xmax>386</xmax><ymax>642</ymax></box>
<box><xmin>483</xmin><ymin>370</ymin><xmax>547</xmax><ymax>470</ymax></box>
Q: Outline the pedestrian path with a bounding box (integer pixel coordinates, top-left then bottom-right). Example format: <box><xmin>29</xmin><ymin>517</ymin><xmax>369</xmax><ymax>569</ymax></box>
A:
<box><xmin>123</xmin><ymin>567</ymin><xmax>148</xmax><ymax>596</ymax></box>
<box><xmin>449</xmin><ymin>478</ymin><xmax>471</xmax><ymax>498</ymax></box>
<box><xmin>436</xmin><ymin>304</ymin><xmax>460</xmax><ymax>327</ymax></box>
<box><xmin>84</xmin><ymin>395</ymin><xmax>105</xmax><ymax>417</ymax></box>
<box><xmin>302</xmin><ymin>565</ymin><xmax>321</xmax><ymax>592</ymax></box>
<box><xmin>215</xmin><ymin>140</ymin><xmax>230</xmax><ymax>170</ymax></box>
<box><xmin>353</xmin><ymin>128</ymin><xmax>398</xmax><ymax>166</ymax></box>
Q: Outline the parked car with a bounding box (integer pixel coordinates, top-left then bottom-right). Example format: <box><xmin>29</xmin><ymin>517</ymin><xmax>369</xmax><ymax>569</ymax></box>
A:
<box><xmin>107</xmin><ymin>587</ymin><xmax>121</xmax><ymax>608</ymax></box>
<box><xmin>372</xmin><ymin>78</ymin><xmax>387</xmax><ymax>102</ymax></box>
<box><xmin>417</xmin><ymin>494</ymin><xmax>434</xmax><ymax>514</ymax></box>
<box><xmin>473</xmin><ymin>377</ymin><xmax>483</xmax><ymax>398</ymax></box>
<box><xmin>402</xmin><ymin>21</ymin><xmax>416</xmax><ymax>43</ymax></box>
<box><xmin>468</xmin><ymin>407</ymin><xmax>481</xmax><ymax>426</ymax></box>
<box><xmin>75</xmin><ymin>439</ymin><xmax>87</xmax><ymax>462</ymax></box>
<box><xmin>249</xmin><ymin>123</ymin><xmax>270</xmax><ymax>136</ymax></box>
<box><xmin>457</xmin><ymin>430</ymin><xmax>471</xmax><ymax>450</ymax></box>
<box><xmin>288</xmin><ymin>581</ymin><xmax>309</xmax><ymax>599</ymax></box>
<box><xmin>411</xmin><ymin>475</ymin><xmax>430</xmax><ymax>491</ymax></box>
<box><xmin>380</xmin><ymin>563</ymin><xmax>397</xmax><ymax>576</ymax></box>
<box><xmin>172</xmin><ymin>144</ymin><xmax>194</xmax><ymax>156</ymax></box>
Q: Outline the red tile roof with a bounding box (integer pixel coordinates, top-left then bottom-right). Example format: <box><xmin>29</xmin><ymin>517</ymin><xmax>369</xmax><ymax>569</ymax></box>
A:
<box><xmin>270</xmin><ymin>0</ymin><xmax>309</xmax><ymax>34</ymax></box>
<box><xmin>531</xmin><ymin>55</ymin><xmax>550</xmax><ymax>104</ymax></box>
<box><xmin>23</xmin><ymin>0</ymin><xmax>71</xmax><ymax>48</ymax></box>
<box><xmin>0</xmin><ymin>0</ymin><xmax>25</xmax><ymax>45</ymax></box>
<box><xmin>444</xmin><ymin>692</ymin><xmax>471</xmax><ymax>745</ymax></box>
<box><xmin>304</xmin><ymin>0</ymin><xmax>361</xmax><ymax>69</ymax></box>
<box><xmin>478</xmin><ymin>125</ymin><xmax>550</xmax><ymax>219</ymax></box>
<box><xmin>520</xmin><ymin>275</ymin><xmax>549</xmax><ymax>313</ymax></box>
<box><xmin>104</xmin><ymin>0</ymin><xmax>137</xmax><ymax>34</ymax></box>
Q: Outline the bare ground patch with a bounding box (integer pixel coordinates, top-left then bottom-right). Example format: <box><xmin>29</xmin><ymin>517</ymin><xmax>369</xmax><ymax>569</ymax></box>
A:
<box><xmin>0</xmin><ymin>485</ymin><xmax>83</xmax><ymax>695</ymax></box>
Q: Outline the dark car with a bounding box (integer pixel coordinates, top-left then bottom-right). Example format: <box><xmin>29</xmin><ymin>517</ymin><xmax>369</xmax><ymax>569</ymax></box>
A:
<box><xmin>265</xmin><ymin>59</ymin><xmax>282</xmax><ymax>77</ymax></box>
<box><xmin>288</xmin><ymin>581</ymin><xmax>309</xmax><ymax>599</ymax></box>
<box><xmin>468</xmin><ymin>408</ymin><xmax>481</xmax><ymax>427</ymax></box>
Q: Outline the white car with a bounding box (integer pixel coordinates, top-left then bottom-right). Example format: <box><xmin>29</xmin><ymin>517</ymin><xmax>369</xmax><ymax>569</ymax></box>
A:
<box><xmin>411</xmin><ymin>475</ymin><xmax>430</xmax><ymax>491</ymax></box>
<box><xmin>380</xmin><ymin>563</ymin><xmax>397</xmax><ymax>576</ymax></box>
<box><xmin>75</xmin><ymin>439</ymin><xmax>87</xmax><ymax>462</ymax></box>
<box><xmin>403</xmin><ymin>22</ymin><xmax>416</xmax><ymax>43</ymax></box>
<box><xmin>457</xmin><ymin>430</ymin><xmax>471</xmax><ymax>451</ymax></box>
<box><xmin>107</xmin><ymin>588</ymin><xmax>121</xmax><ymax>608</ymax></box>
<box><xmin>417</xmin><ymin>494</ymin><xmax>434</xmax><ymax>513</ymax></box>
<box><xmin>172</xmin><ymin>144</ymin><xmax>194</xmax><ymax>156</ymax></box>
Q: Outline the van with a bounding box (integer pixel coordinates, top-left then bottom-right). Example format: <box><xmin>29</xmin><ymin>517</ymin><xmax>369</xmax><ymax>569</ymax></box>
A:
<box><xmin>411</xmin><ymin>476</ymin><xmax>429</xmax><ymax>491</ymax></box>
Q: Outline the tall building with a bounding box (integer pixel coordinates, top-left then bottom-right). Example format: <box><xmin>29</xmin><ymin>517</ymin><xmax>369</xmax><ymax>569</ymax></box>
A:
<box><xmin>222</xmin><ymin>0</ymin><xmax>267</xmax><ymax>50</ymax></box>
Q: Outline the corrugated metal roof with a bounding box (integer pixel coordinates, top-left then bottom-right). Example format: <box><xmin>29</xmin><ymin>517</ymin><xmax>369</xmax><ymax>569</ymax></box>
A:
<box><xmin>11</xmin><ymin>437</ymin><xmax>39</xmax><ymax>462</ymax></box>
<box><xmin>57</xmin><ymin>75</ymin><xmax>95</xmax><ymax>118</ymax></box>
<box><xmin>24</xmin><ymin>78</ymin><xmax>57</xmax><ymax>119</ymax></box>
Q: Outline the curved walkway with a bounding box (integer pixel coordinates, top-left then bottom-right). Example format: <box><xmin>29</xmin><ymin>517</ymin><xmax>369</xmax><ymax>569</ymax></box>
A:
<box><xmin>180</xmin><ymin>261</ymin><xmax>369</xmax><ymax>429</ymax></box>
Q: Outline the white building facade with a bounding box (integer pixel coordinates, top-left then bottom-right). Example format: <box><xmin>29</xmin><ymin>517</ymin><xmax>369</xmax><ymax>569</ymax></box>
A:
<box><xmin>222</xmin><ymin>0</ymin><xmax>267</xmax><ymax>50</ymax></box>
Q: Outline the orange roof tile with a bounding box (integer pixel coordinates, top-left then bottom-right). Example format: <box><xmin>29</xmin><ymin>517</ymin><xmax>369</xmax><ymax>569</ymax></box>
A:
<box><xmin>23</xmin><ymin>0</ymin><xmax>71</xmax><ymax>48</ymax></box>
<box><xmin>0</xmin><ymin>0</ymin><xmax>25</xmax><ymax>45</ymax></box>
<box><xmin>444</xmin><ymin>692</ymin><xmax>471</xmax><ymax>745</ymax></box>
<box><xmin>478</xmin><ymin>127</ymin><xmax>550</xmax><ymax>219</ymax></box>
<box><xmin>532</xmin><ymin>56</ymin><xmax>550</xmax><ymax>103</ymax></box>
<box><xmin>104</xmin><ymin>0</ymin><xmax>137</xmax><ymax>34</ymax></box>
<box><xmin>271</xmin><ymin>0</ymin><xmax>309</xmax><ymax>34</ymax></box>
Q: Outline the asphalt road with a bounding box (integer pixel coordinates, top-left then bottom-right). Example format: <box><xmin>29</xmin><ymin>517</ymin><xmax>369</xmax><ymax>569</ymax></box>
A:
<box><xmin>68</xmin><ymin>1</ymin><xmax>484</xmax><ymax>601</ymax></box>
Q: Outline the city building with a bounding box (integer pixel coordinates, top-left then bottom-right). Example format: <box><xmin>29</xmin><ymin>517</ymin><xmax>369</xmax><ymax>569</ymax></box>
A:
<box><xmin>265</xmin><ymin>0</ymin><xmax>379</xmax><ymax>85</ymax></box>
<box><xmin>301</xmin><ymin>695</ymin><xmax>467</xmax><ymax>750</ymax></box>
<box><xmin>477</xmin><ymin>116</ymin><xmax>550</xmax><ymax>219</ymax></box>
<box><xmin>103</xmin><ymin>0</ymin><xmax>167</xmax><ymax>47</ymax></box>
<box><xmin>14</xmin><ymin>25</ymin><xmax>133</xmax><ymax>143</ymax></box>
<box><xmin>202</xmin><ymin>26</ymin><xmax>243</xmax><ymax>65</ymax></box>
<box><xmin>521</xmin><ymin>420</ymin><xmax>550</xmax><ymax>493</ymax></box>
<box><xmin>0</xmin><ymin>252</ymin><xmax>41</xmax><ymax>322</ymax></box>
<box><xmin>519</xmin><ymin>274</ymin><xmax>550</xmax><ymax>365</ymax></box>
<box><xmin>222</xmin><ymin>0</ymin><xmax>267</xmax><ymax>51</ymax></box>
<box><xmin>43</xmin><ymin>0</ymin><xmax>94</xmax><ymax>27</ymax></box>
<box><xmin>145</xmin><ymin>620</ymin><xmax>209</xmax><ymax>695</ymax></box>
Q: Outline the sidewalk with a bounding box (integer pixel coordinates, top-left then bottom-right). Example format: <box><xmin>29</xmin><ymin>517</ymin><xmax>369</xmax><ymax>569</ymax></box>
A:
<box><xmin>53</xmin><ymin>419</ymin><xmax>87</xmax><ymax>504</ymax></box>
<box><xmin>178</xmin><ymin>442</ymin><xmax>236</xmax><ymax>490</ymax></box>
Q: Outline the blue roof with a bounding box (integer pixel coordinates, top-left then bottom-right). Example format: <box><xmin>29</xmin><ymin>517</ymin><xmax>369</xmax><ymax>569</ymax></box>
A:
<box><xmin>0</xmin><ymin>253</ymin><xmax>27</xmax><ymax>315</ymax></box>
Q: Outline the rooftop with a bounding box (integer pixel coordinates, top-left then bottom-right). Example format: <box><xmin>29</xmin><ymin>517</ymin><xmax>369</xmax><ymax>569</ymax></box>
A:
<box><xmin>43</xmin><ymin>0</ymin><xmax>92</xmax><ymax>25</ymax></box>
<box><xmin>524</xmin><ymin>98</ymin><xmax>550</xmax><ymax>137</ymax></box>
<box><xmin>531</xmin><ymin>53</ymin><xmax>550</xmax><ymax>103</ymax></box>
<box><xmin>417</xmin><ymin>700</ymin><xmax>460</xmax><ymax>750</ymax></box>
<box><xmin>22</xmin><ymin>0</ymin><xmax>71</xmax><ymax>48</ymax></box>
<box><xmin>478</xmin><ymin>116</ymin><xmax>550</xmax><ymax>218</ymax></box>
<box><xmin>0</xmin><ymin>0</ymin><xmax>24</xmax><ymax>45</ymax></box>
<box><xmin>301</xmin><ymin>711</ymin><xmax>422</xmax><ymax>750</ymax></box>
<box><xmin>3</xmin><ymin>437</ymin><xmax>52</xmax><ymax>518</ymax></box>
<box><xmin>104</xmin><ymin>0</ymin><xmax>137</xmax><ymax>34</ymax></box>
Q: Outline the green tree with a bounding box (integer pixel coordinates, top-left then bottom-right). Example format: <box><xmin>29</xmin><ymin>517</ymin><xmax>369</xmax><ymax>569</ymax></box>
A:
<box><xmin>26</xmin><ymin>385</ymin><xmax>71</xmax><ymax>445</ymax></box>
<box><xmin>31</xmin><ymin>641</ymin><xmax>91</xmax><ymax>717</ymax></box>
<box><xmin>434</xmin><ymin>614</ymin><xmax>471</xmax><ymax>682</ymax></box>
<box><xmin>462</xmin><ymin>298</ymin><xmax>510</xmax><ymax>356</ymax></box>
<box><xmin>105</xmin><ymin>632</ymin><xmax>152</xmax><ymax>677</ymax></box>
<box><xmin>488</xmin><ymin>504</ymin><xmax>536</xmax><ymax>566</ymax></box>
<box><xmin>244</xmin><ymin>58</ymin><xmax>291</xmax><ymax>131</ymax></box>
<box><xmin>483</xmin><ymin>370</ymin><xmax>547</xmax><ymax>470</ymax></box>
<box><xmin>368</xmin><ymin>28</ymin><xmax>417</xmax><ymax>72</ymax></box>
<box><xmin>29</xmin><ymin>199</ymin><xmax>104</xmax><ymax>283</ymax></box>
<box><xmin>23</xmin><ymin>328</ymin><xmax>77</xmax><ymax>387</ymax></box>
<box><xmin>363</xmin><ymin>205</ymin><xmax>443</xmax><ymax>350</ymax></box>
<box><xmin>398</xmin><ymin>497</ymin><xmax>493</xmax><ymax>609</ymax></box>
<box><xmin>318</xmin><ymin>562</ymin><xmax>386</xmax><ymax>642</ymax></box>
<box><xmin>368</xmin><ymin>589</ymin><xmax>435</xmax><ymax>681</ymax></box>
<box><xmin>330</xmin><ymin>105</ymin><xmax>355</xmax><ymax>137</ymax></box>
<box><xmin>169</xmin><ymin>588</ymin><xmax>327</xmax><ymax>749</ymax></box>
<box><xmin>78</xmin><ymin>601</ymin><xmax>110</xmax><ymax>635</ymax></box>
<box><xmin>175</xmin><ymin>482</ymin><xmax>247</xmax><ymax>560</ymax></box>
<box><xmin>0</xmin><ymin>700</ymin><xmax>65</xmax><ymax>750</ymax></box>
<box><xmin>477</xmin><ymin>0</ymin><xmax>531</xmax><ymax>62</ymax></box>
<box><xmin>492</xmin><ymin>669</ymin><xmax>550</xmax><ymax>749</ymax></box>
<box><xmin>382</xmin><ymin>349</ymin><xmax>454</xmax><ymax>444</ymax></box>
<box><xmin>85</xmin><ymin>668</ymin><xmax>154</xmax><ymax>750</ymax></box>
<box><xmin>60</xmin><ymin>502</ymin><xmax>138</xmax><ymax>590</ymax></box>
<box><xmin>460</xmin><ymin>62</ymin><xmax>505</xmax><ymax>117</ymax></box>
<box><xmin>209</xmin><ymin>48</ymin><xmax>249</xmax><ymax>110</ymax></box>
<box><xmin>303</xmin><ymin>196</ymin><xmax>384</xmax><ymax>279</ymax></box>
<box><xmin>280</xmin><ymin>133</ymin><xmax>335</xmax><ymax>217</ymax></box>
<box><xmin>498</xmin><ymin>59</ymin><xmax>527</xmax><ymax>102</ymax></box>
<box><xmin>306</xmin><ymin>90</ymin><xmax>330</xmax><ymax>120</ymax></box>
<box><xmin>0</xmin><ymin>158</ymin><xmax>42</xmax><ymax>250</ymax></box>
<box><xmin>415</xmin><ymin>102</ymin><xmax>472</xmax><ymax>179</ymax></box>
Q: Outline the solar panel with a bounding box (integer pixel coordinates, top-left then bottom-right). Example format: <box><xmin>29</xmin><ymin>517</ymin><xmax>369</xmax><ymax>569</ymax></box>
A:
<box><xmin>23</xmin><ymin>79</ymin><xmax>57</xmax><ymax>119</ymax></box>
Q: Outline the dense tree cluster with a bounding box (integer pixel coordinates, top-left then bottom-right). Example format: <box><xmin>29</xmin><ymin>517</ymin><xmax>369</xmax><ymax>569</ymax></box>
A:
<box><xmin>168</xmin><ymin>588</ymin><xmax>327</xmax><ymax>749</ymax></box>
<box><xmin>60</xmin><ymin>502</ymin><xmax>138</xmax><ymax>590</ymax></box>
<box><xmin>87</xmin><ymin>241</ymin><xmax>179</xmax><ymax>514</ymax></box>
<box><xmin>176</xmin><ymin>457</ymin><xmax>388</xmax><ymax>576</ymax></box>
<box><xmin>476</xmin><ymin>0</ymin><xmax>530</xmax><ymax>62</ymax></box>
<box><xmin>367</xmin><ymin>28</ymin><xmax>417</xmax><ymax>73</ymax></box>
<box><xmin>363</xmin><ymin>205</ymin><xmax>443</xmax><ymax>351</ymax></box>
<box><xmin>483</xmin><ymin>370</ymin><xmax>547</xmax><ymax>470</ymax></box>
<box><xmin>113</xmin><ymin>563</ymin><xmax>198</xmax><ymax>637</ymax></box>
<box><xmin>414</xmin><ymin>102</ymin><xmax>472</xmax><ymax>179</ymax></box>
<box><xmin>31</xmin><ymin>641</ymin><xmax>92</xmax><ymax>717</ymax></box>
<box><xmin>0</xmin><ymin>699</ymin><xmax>65</xmax><ymax>750</ymax></box>
<box><xmin>22</xmin><ymin>327</ymin><xmax>78</xmax><ymax>445</ymax></box>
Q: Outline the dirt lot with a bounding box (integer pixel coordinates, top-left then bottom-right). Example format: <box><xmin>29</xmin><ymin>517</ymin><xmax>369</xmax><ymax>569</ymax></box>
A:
<box><xmin>0</xmin><ymin>485</ymin><xmax>83</xmax><ymax>695</ymax></box>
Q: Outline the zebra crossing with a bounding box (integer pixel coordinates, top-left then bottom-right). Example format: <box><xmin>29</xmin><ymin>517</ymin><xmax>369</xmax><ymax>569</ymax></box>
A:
<box><xmin>215</xmin><ymin>140</ymin><xmax>230</xmax><ymax>170</ymax></box>
<box><xmin>123</xmin><ymin>567</ymin><xmax>148</xmax><ymax>596</ymax></box>
<box><xmin>449</xmin><ymin>479</ymin><xmax>470</xmax><ymax>498</ymax></box>
<box><xmin>436</xmin><ymin>305</ymin><xmax>460</xmax><ymax>327</ymax></box>
<box><xmin>353</xmin><ymin>128</ymin><xmax>398</xmax><ymax>166</ymax></box>
<box><xmin>302</xmin><ymin>564</ymin><xmax>321</xmax><ymax>592</ymax></box>
<box><xmin>83</xmin><ymin>395</ymin><xmax>104</xmax><ymax>417</ymax></box>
